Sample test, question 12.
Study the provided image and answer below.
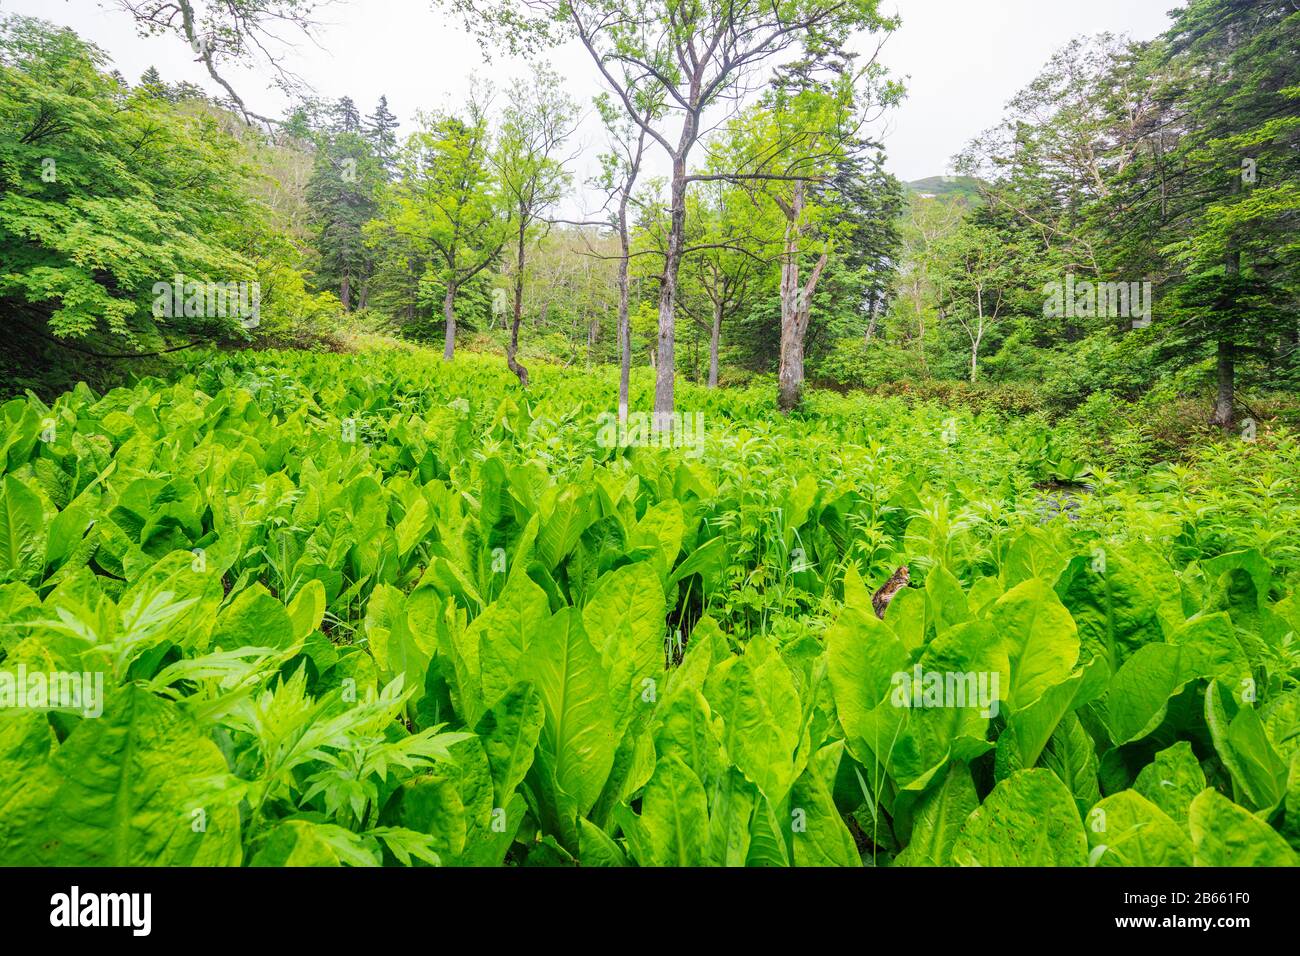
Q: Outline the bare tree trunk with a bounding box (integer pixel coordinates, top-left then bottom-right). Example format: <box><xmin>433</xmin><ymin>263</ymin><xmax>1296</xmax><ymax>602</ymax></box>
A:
<box><xmin>507</xmin><ymin>226</ymin><xmax>529</xmax><ymax>386</ymax></box>
<box><xmin>617</xmin><ymin>214</ymin><xmax>631</xmax><ymax>423</ymax></box>
<box><xmin>340</xmin><ymin>274</ymin><xmax>351</xmax><ymax>311</ymax></box>
<box><xmin>708</xmin><ymin>299</ymin><xmax>721</xmax><ymax>388</ymax></box>
<box><xmin>777</xmin><ymin>214</ymin><xmax>799</xmax><ymax>411</ymax></box>
<box><xmin>777</xmin><ymin>325</ymin><xmax>805</xmax><ymax>411</ymax></box>
<box><xmin>969</xmin><ymin>287</ymin><xmax>984</xmax><ymax>383</ymax></box>
<box><xmin>778</xmin><ymin>257</ymin><xmax>826</xmax><ymax>411</ymax></box>
<box><xmin>776</xmin><ymin>184</ymin><xmax>826</xmax><ymax>413</ymax></box>
<box><xmin>1211</xmin><ymin>244</ymin><xmax>1240</xmax><ymax>429</ymax></box>
<box><xmin>442</xmin><ymin>283</ymin><xmax>457</xmax><ymax>361</ymax></box>
<box><xmin>406</xmin><ymin>261</ymin><xmax>417</xmax><ymax>324</ymax></box>
<box><xmin>1212</xmin><ymin>339</ymin><xmax>1235</xmax><ymax>429</ymax></box>
<box><xmin>654</xmin><ymin>157</ymin><xmax>688</xmax><ymax>430</ymax></box>
<box><xmin>865</xmin><ymin>295</ymin><xmax>879</xmax><ymax>342</ymax></box>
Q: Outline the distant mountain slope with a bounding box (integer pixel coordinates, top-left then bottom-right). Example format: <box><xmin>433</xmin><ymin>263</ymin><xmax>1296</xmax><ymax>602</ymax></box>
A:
<box><xmin>906</xmin><ymin>175</ymin><xmax>984</xmax><ymax>201</ymax></box>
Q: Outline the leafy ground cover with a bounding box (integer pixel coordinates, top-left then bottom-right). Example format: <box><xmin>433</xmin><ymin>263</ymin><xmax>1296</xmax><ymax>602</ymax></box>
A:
<box><xmin>1</xmin><ymin>346</ymin><xmax>1298</xmax><ymax>866</ymax></box>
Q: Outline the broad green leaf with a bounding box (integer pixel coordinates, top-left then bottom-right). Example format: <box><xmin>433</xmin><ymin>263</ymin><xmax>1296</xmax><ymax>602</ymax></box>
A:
<box><xmin>653</xmin><ymin>687</ymin><xmax>723</xmax><ymax>791</ymax></box>
<box><xmin>952</xmin><ymin>769</ymin><xmax>1088</xmax><ymax>866</ymax></box>
<box><xmin>286</xmin><ymin>579</ymin><xmax>326</xmax><ymax>641</ymax></box>
<box><xmin>1134</xmin><ymin>741</ymin><xmax>1206</xmax><ymax>826</ymax></box>
<box><xmin>705</xmin><ymin>637</ymin><xmax>801</xmax><ymax>804</ymax></box>
<box><xmin>1204</xmin><ymin>679</ymin><xmax>1287</xmax><ymax>812</ymax></box>
<box><xmin>896</xmin><ymin>764</ymin><xmax>978</xmax><ymax>866</ymax></box>
<box><xmin>385</xmin><ymin>772</ymin><xmax>467</xmax><ymax>859</ymax></box>
<box><xmin>6</xmin><ymin>684</ymin><xmax>241</xmax><ymax>865</ymax></box>
<box><xmin>1086</xmin><ymin>791</ymin><xmax>1192</xmax><ymax>866</ymax></box>
<box><xmin>1056</xmin><ymin>552</ymin><xmax>1163</xmax><ymax>670</ymax></box>
<box><xmin>1041</xmin><ymin>713</ymin><xmax>1101</xmax><ymax>816</ymax></box>
<box><xmin>994</xmin><ymin>661</ymin><xmax>1101</xmax><ymax>779</ymax></box>
<box><xmin>991</xmin><ymin>577</ymin><xmax>1080</xmax><ymax>712</ymax></box>
<box><xmin>625</xmin><ymin>754</ymin><xmax>709</xmax><ymax>866</ymax></box>
<box><xmin>1169</xmin><ymin>612</ymin><xmax>1250</xmax><ymax>687</ymax></box>
<box><xmin>706</xmin><ymin>766</ymin><xmax>759</xmax><ymax>866</ymax></box>
<box><xmin>790</xmin><ymin>740</ymin><xmax>860</xmax><ymax>866</ymax></box>
<box><xmin>212</xmin><ymin>582</ymin><xmax>294</xmax><ymax>652</ymax></box>
<box><xmin>523</xmin><ymin>607</ymin><xmax>618</xmax><ymax>841</ymax></box>
<box><xmin>925</xmin><ymin>564</ymin><xmax>969</xmax><ymax>635</ymax></box>
<box><xmin>0</xmin><ymin>475</ymin><xmax>47</xmax><ymax>586</ymax></box>
<box><xmin>474</xmin><ymin>680</ymin><xmax>545</xmax><ymax>808</ymax></box>
<box><xmin>578</xmin><ymin>817</ymin><xmax>627</xmax><ymax>866</ymax></box>
<box><xmin>472</xmin><ymin>568</ymin><xmax>550</xmax><ymax>718</ymax></box>
<box><xmin>1105</xmin><ymin>643</ymin><xmax>1196</xmax><ymax>745</ymax></box>
<box><xmin>825</xmin><ymin>566</ymin><xmax>910</xmax><ymax>745</ymax></box>
<box><xmin>1188</xmin><ymin>788</ymin><xmax>1297</xmax><ymax>866</ymax></box>
<box><xmin>583</xmin><ymin>560</ymin><xmax>665</xmax><ymax>732</ymax></box>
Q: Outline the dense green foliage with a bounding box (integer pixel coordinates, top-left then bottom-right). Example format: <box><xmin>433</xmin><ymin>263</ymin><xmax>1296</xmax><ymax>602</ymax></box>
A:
<box><xmin>1</xmin><ymin>0</ymin><xmax>1297</xmax><ymax>870</ymax></box>
<box><xmin>2</xmin><ymin>348</ymin><xmax>1297</xmax><ymax>865</ymax></box>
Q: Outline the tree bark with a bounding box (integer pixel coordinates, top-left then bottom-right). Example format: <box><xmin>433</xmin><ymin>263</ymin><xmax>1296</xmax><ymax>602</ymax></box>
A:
<box><xmin>507</xmin><ymin>225</ymin><xmax>529</xmax><ymax>386</ymax></box>
<box><xmin>617</xmin><ymin>200</ymin><xmax>631</xmax><ymax>424</ymax></box>
<box><xmin>776</xmin><ymin>183</ymin><xmax>826</xmax><ymax>413</ymax></box>
<box><xmin>442</xmin><ymin>283</ymin><xmax>457</xmax><ymax>361</ymax></box>
<box><xmin>1212</xmin><ymin>338</ymin><xmax>1235</xmax><ymax>429</ymax></box>
<box><xmin>654</xmin><ymin>155</ymin><xmax>689</xmax><ymax>431</ymax></box>
<box><xmin>708</xmin><ymin>299</ymin><xmax>721</xmax><ymax>389</ymax></box>
<box><xmin>1212</xmin><ymin>241</ymin><xmax>1241</xmax><ymax>429</ymax></box>
<box><xmin>777</xmin><ymin>254</ymin><xmax>826</xmax><ymax>411</ymax></box>
<box><xmin>340</xmin><ymin>274</ymin><xmax>351</xmax><ymax>312</ymax></box>
<box><xmin>969</xmin><ymin>286</ymin><xmax>984</xmax><ymax>383</ymax></box>
<box><xmin>777</xmin><ymin>324</ymin><xmax>805</xmax><ymax>411</ymax></box>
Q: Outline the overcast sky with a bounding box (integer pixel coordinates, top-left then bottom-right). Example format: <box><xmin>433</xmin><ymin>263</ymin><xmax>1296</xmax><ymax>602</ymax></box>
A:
<box><xmin>4</xmin><ymin>0</ymin><xmax>1179</xmax><ymax>205</ymax></box>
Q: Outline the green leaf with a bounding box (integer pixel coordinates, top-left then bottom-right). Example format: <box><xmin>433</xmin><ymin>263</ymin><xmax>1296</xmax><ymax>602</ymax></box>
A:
<box><xmin>952</xmin><ymin>769</ymin><xmax>1088</xmax><ymax>866</ymax></box>
<box><xmin>991</xmin><ymin>577</ymin><xmax>1081</xmax><ymax>712</ymax></box>
<box><xmin>622</xmin><ymin>754</ymin><xmax>709</xmax><ymax>866</ymax></box>
<box><xmin>286</xmin><ymin>579</ymin><xmax>326</xmax><ymax>641</ymax></box>
<box><xmin>790</xmin><ymin>740</ymin><xmax>860</xmax><ymax>866</ymax></box>
<box><xmin>1086</xmin><ymin>791</ymin><xmax>1192</xmax><ymax>866</ymax></box>
<box><xmin>1188</xmin><ymin>788</ymin><xmax>1297</xmax><ymax>866</ymax></box>
<box><xmin>1105</xmin><ymin>643</ymin><xmax>1196</xmax><ymax>745</ymax></box>
<box><xmin>925</xmin><ymin>564</ymin><xmax>970</xmax><ymax>635</ymax></box>
<box><xmin>1041</xmin><ymin>713</ymin><xmax>1101</xmax><ymax>816</ymax></box>
<box><xmin>0</xmin><ymin>475</ymin><xmax>47</xmax><ymax>585</ymax></box>
<box><xmin>211</xmin><ymin>582</ymin><xmax>294</xmax><ymax>652</ymax></box>
<box><xmin>385</xmin><ymin>771</ymin><xmax>466</xmax><ymax>859</ymax></box>
<box><xmin>583</xmin><ymin>560</ymin><xmax>665</xmax><ymax>732</ymax></box>
<box><xmin>705</xmin><ymin>637</ymin><xmax>802</xmax><ymax>804</ymax></box>
<box><xmin>523</xmin><ymin>607</ymin><xmax>618</xmax><ymax>843</ymax></box>
<box><xmin>653</xmin><ymin>687</ymin><xmax>723</xmax><ymax>791</ymax></box>
<box><xmin>474</xmin><ymin>680</ymin><xmax>545</xmax><ymax>808</ymax></box>
<box><xmin>251</xmin><ymin>819</ymin><xmax>379</xmax><ymax>867</ymax></box>
<box><xmin>537</xmin><ymin>484</ymin><xmax>592</xmax><ymax>569</ymax></box>
<box><xmin>706</xmin><ymin>766</ymin><xmax>759</xmax><ymax>866</ymax></box>
<box><xmin>1056</xmin><ymin>552</ymin><xmax>1163</xmax><ymax>670</ymax></box>
<box><xmin>1133</xmin><ymin>741</ymin><xmax>1206</xmax><ymax>826</ymax></box>
<box><xmin>896</xmin><ymin>763</ymin><xmax>978</xmax><ymax>866</ymax></box>
<box><xmin>994</xmin><ymin>661</ymin><xmax>1101</xmax><ymax>779</ymax></box>
<box><xmin>1204</xmin><ymin>679</ymin><xmax>1287</xmax><ymax>812</ymax></box>
<box><xmin>578</xmin><ymin>817</ymin><xmax>627</xmax><ymax>866</ymax></box>
<box><xmin>1169</xmin><ymin>612</ymin><xmax>1250</xmax><ymax>686</ymax></box>
<box><xmin>3</xmin><ymin>684</ymin><xmax>241</xmax><ymax>865</ymax></box>
<box><xmin>472</xmin><ymin>567</ymin><xmax>550</xmax><ymax>718</ymax></box>
<box><xmin>825</xmin><ymin>566</ymin><xmax>910</xmax><ymax>745</ymax></box>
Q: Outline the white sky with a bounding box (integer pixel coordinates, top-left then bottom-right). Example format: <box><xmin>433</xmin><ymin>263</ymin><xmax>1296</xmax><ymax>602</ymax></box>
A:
<box><xmin>3</xmin><ymin>0</ymin><xmax>1178</xmax><ymax>204</ymax></box>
